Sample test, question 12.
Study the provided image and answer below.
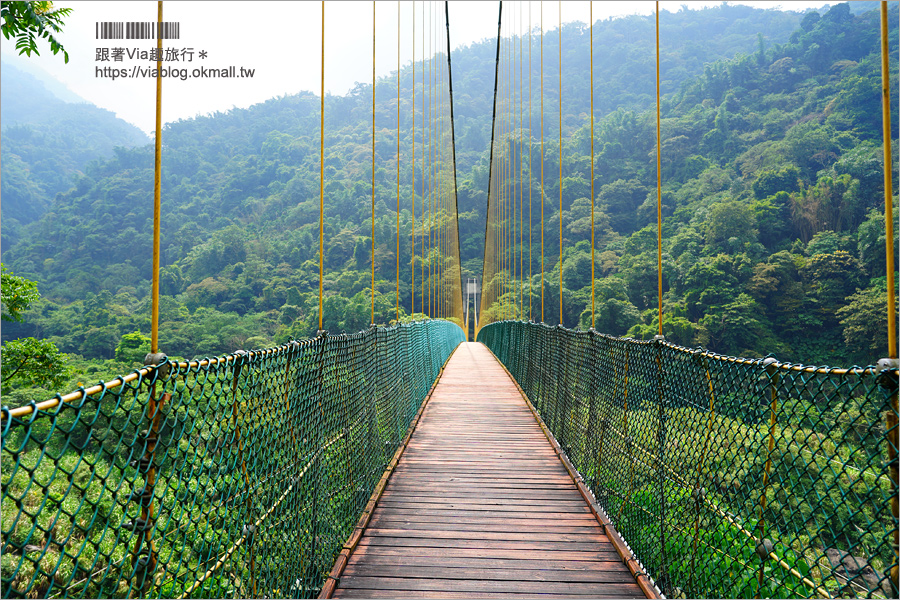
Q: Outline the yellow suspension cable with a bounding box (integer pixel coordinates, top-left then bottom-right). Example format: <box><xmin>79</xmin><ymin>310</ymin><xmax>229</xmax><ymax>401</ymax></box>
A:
<box><xmin>507</xmin><ymin>3</ymin><xmax>513</xmax><ymax>319</ymax></box>
<box><xmin>590</xmin><ymin>1</ymin><xmax>595</xmax><ymax>330</ymax></box>
<box><xmin>412</xmin><ymin>1</ymin><xmax>416</xmax><ymax>317</ymax></box>
<box><xmin>371</xmin><ymin>1</ymin><xmax>376</xmax><ymax>325</ymax></box>
<box><xmin>558</xmin><ymin>0</ymin><xmax>562</xmax><ymax>326</ymax></box>
<box><xmin>503</xmin><ymin>7</ymin><xmax>509</xmax><ymax>319</ymax></box>
<box><xmin>511</xmin><ymin>2</ymin><xmax>517</xmax><ymax>318</ymax></box>
<box><xmin>435</xmin><ymin>4</ymin><xmax>441</xmax><ymax>318</ymax></box>
<box><xmin>880</xmin><ymin>1</ymin><xmax>896</xmax><ymax>359</ymax></box>
<box><xmin>655</xmin><ymin>1</ymin><xmax>664</xmax><ymax>337</ymax></box>
<box><xmin>498</xmin><ymin>21</ymin><xmax>509</xmax><ymax>320</ymax></box>
<box><xmin>421</xmin><ymin>0</ymin><xmax>426</xmax><ymax>314</ymax></box>
<box><xmin>540</xmin><ymin>0</ymin><xmax>544</xmax><ymax>324</ymax></box>
<box><xmin>440</xmin><ymin>6</ymin><xmax>444</xmax><ymax>320</ymax></box>
<box><xmin>151</xmin><ymin>0</ymin><xmax>162</xmax><ymax>353</ymax></box>
<box><xmin>519</xmin><ymin>3</ymin><xmax>524</xmax><ymax>318</ymax></box>
<box><xmin>318</xmin><ymin>0</ymin><xmax>325</xmax><ymax>332</ymax></box>
<box><xmin>429</xmin><ymin>1</ymin><xmax>434</xmax><ymax>318</ymax></box>
<box><xmin>879</xmin><ymin>6</ymin><xmax>898</xmax><ymax>593</ymax></box>
<box><xmin>442</xmin><ymin>1</ymin><xmax>446</xmax><ymax>320</ymax></box>
<box><xmin>396</xmin><ymin>0</ymin><xmax>401</xmax><ymax>323</ymax></box>
<box><xmin>529</xmin><ymin>0</ymin><xmax>533</xmax><ymax>321</ymax></box>
<box><xmin>506</xmin><ymin>19</ymin><xmax>512</xmax><ymax>318</ymax></box>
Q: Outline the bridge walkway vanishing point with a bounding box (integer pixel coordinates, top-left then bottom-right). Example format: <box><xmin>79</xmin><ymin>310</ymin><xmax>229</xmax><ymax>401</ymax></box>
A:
<box><xmin>325</xmin><ymin>342</ymin><xmax>654</xmax><ymax>599</ymax></box>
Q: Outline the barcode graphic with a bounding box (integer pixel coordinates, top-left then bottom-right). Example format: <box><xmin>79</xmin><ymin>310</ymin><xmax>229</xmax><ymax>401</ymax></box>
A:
<box><xmin>95</xmin><ymin>22</ymin><xmax>180</xmax><ymax>39</ymax></box>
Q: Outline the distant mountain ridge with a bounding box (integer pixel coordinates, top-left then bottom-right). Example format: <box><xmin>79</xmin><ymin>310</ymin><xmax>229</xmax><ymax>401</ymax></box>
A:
<box><xmin>1</xmin><ymin>2</ymin><xmax>896</xmax><ymax>367</ymax></box>
<box><xmin>1</xmin><ymin>61</ymin><xmax>149</xmax><ymax>251</ymax></box>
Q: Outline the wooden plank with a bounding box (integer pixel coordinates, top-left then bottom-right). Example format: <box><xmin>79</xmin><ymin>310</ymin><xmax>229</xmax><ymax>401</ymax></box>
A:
<box><xmin>363</xmin><ymin>528</ymin><xmax>608</xmax><ymax>543</ymax></box>
<box><xmin>342</xmin><ymin>564</ymin><xmax>636</xmax><ymax>583</ymax></box>
<box><xmin>357</xmin><ymin>535</ymin><xmax>608</xmax><ymax>552</ymax></box>
<box><xmin>348</xmin><ymin>544</ymin><xmax>621</xmax><ymax>562</ymax></box>
<box><xmin>365</xmin><ymin>521</ymin><xmax>603</xmax><ymax>534</ymax></box>
<box><xmin>326</xmin><ymin>342</ymin><xmax>649</xmax><ymax>599</ymax></box>
<box><xmin>334</xmin><ymin>590</ymin><xmax>631</xmax><ymax>599</ymax></box>
<box><xmin>368</xmin><ymin>514</ymin><xmax>599</xmax><ymax>526</ymax></box>
<box><xmin>336</xmin><ymin>576</ymin><xmax>646</xmax><ymax>597</ymax></box>
<box><xmin>344</xmin><ymin>555</ymin><xmax>627</xmax><ymax>570</ymax></box>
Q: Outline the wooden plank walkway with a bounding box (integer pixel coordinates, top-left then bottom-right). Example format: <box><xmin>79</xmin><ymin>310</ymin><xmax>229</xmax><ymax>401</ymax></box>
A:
<box><xmin>329</xmin><ymin>342</ymin><xmax>649</xmax><ymax>599</ymax></box>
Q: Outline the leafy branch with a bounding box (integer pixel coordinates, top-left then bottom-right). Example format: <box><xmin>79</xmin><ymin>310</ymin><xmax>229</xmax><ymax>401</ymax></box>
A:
<box><xmin>1</xmin><ymin>1</ymin><xmax>72</xmax><ymax>63</ymax></box>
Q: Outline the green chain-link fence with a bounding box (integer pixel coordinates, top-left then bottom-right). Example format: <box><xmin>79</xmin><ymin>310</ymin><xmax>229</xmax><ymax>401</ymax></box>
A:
<box><xmin>2</xmin><ymin>320</ymin><xmax>464</xmax><ymax>599</ymax></box>
<box><xmin>479</xmin><ymin>320</ymin><xmax>898</xmax><ymax>599</ymax></box>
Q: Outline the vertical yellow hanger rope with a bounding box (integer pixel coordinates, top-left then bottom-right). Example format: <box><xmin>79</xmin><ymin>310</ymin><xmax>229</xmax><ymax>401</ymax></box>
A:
<box><xmin>428</xmin><ymin>1</ymin><xmax>433</xmax><ymax>317</ymax></box>
<box><xmin>151</xmin><ymin>0</ymin><xmax>162</xmax><ymax>353</ymax></box>
<box><xmin>528</xmin><ymin>0</ymin><xmax>533</xmax><ymax>322</ymax></box>
<box><xmin>879</xmin><ymin>1</ymin><xmax>896</xmax><ymax>359</ymax></box>
<box><xmin>557</xmin><ymin>0</ymin><xmax>562</xmax><ymax>325</ymax></box>
<box><xmin>590</xmin><ymin>1</ymin><xmax>595</xmax><ymax>330</ymax></box>
<box><xmin>655</xmin><ymin>1</ymin><xmax>663</xmax><ymax>337</ymax></box>
<box><xmin>371</xmin><ymin>1</ymin><xmax>376</xmax><ymax>324</ymax></box>
<box><xmin>318</xmin><ymin>0</ymin><xmax>325</xmax><ymax>332</ymax></box>
<box><xmin>396</xmin><ymin>0</ymin><xmax>401</xmax><ymax>323</ymax></box>
<box><xmin>540</xmin><ymin>0</ymin><xmax>545</xmax><ymax>324</ymax></box>
<box><xmin>421</xmin><ymin>0</ymin><xmax>426</xmax><ymax>314</ymax></box>
<box><xmin>519</xmin><ymin>3</ymin><xmax>524</xmax><ymax>318</ymax></box>
<box><xmin>878</xmin><ymin>5</ymin><xmax>897</xmax><ymax>588</ymax></box>
<box><xmin>412</xmin><ymin>1</ymin><xmax>416</xmax><ymax>316</ymax></box>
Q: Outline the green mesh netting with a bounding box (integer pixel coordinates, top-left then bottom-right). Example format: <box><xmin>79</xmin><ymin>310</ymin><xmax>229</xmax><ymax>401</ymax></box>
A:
<box><xmin>2</xmin><ymin>320</ymin><xmax>464</xmax><ymax>599</ymax></box>
<box><xmin>479</xmin><ymin>320</ymin><xmax>898</xmax><ymax>600</ymax></box>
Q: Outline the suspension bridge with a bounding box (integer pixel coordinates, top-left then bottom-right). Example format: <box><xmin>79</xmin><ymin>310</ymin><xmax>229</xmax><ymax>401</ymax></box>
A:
<box><xmin>1</xmin><ymin>1</ymin><xmax>897</xmax><ymax>599</ymax></box>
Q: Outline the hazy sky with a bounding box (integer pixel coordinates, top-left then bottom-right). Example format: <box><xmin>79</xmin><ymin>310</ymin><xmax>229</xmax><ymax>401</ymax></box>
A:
<box><xmin>2</xmin><ymin>1</ymin><xmax>836</xmax><ymax>134</ymax></box>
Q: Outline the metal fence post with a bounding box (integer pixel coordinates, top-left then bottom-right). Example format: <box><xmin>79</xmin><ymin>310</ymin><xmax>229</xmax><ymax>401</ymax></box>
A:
<box><xmin>756</xmin><ymin>356</ymin><xmax>780</xmax><ymax>598</ymax></box>
<box><xmin>878</xmin><ymin>357</ymin><xmax>899</xmax><ymax>595</ymax></box>
<box><xmin>128</xmin><ymin>353</ymin><xmax>169</xmax><ymax>598</ymax></box>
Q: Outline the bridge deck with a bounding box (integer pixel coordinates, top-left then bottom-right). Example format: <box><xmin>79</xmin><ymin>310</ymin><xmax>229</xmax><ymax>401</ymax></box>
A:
<box><xmin>329</xmin><ymin>342</ymin><xmax>648</xmax><ymax>599</ymax></box>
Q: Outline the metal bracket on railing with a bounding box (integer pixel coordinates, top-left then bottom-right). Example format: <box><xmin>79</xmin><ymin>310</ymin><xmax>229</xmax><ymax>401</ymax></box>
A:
<box><xmin>877</xmin><ymin>358</ymin><xmax>899</xmax><ymax>391</ymax></box>
<box><xmin>143</xmin><ymin>352</ymin><xmax>170</xmax><ymax>381</ymax></box>
<box><xmin>756</xmin><ymin>538</ymin><xmax>775</xmax><ymax>561</ymax></box>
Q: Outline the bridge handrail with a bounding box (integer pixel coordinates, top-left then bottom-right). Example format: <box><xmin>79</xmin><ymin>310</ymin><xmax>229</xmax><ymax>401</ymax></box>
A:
<box><xmin>1</xmin><ymin>319</ymin><xmax>465</xmax><ymax>599</ymax></box>
<box><xmin>479</xmin><ymin>319</ymin><xmax>899</xmax><ymax>600</ymax></box>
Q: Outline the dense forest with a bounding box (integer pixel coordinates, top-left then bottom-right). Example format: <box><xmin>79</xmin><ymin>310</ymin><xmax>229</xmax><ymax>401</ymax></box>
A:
<box><xmin>1</xmin><ymin>61</ymin><xmax>149</xmax><ymax>250</ymax></box>
<box><xmin>2</xmin><ymin>2</ymin><xmax>898</xmax><ymax>406</ymax></box>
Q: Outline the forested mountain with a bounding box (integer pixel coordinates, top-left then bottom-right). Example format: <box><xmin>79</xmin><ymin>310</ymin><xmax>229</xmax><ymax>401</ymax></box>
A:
<box><xmin>0</xmin><ymin>61</ymin><xmax>149</xmax><ymax>250</ymax></box>
<box><xmin>2</xmin><ymin>2</ymin><xmax>898</xmax><ymax>389</ymax></box>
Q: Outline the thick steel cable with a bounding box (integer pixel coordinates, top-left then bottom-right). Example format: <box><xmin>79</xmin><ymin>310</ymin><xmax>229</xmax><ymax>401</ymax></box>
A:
<box><xmin>151</xmin><ymin>0</ymin><xmax>162</xmax><ymax>353</ymax></box>
<box><xmin>396</xmin><ymin>0</ymin><xmax>401</xmax><ymax>323</ymax></box>
<box><xmin>371</xmin><ymin>1</ymin><xmax>376</xmax><ymax>325</ymax></box>
<box><xmin>590</xmin><ymin>1</ymin><xmax>595</xmax><ymax>330</ymax></box>
<box><xmin>558</xmin><ymin>0</ymin><xmax>562</xmax><ymax>326</ymax></box>
<box><xmin>318</xmin><ymin>0</ymin><xmax>325</xmax><ymax>331</ymax></box>
<box><xmin>655</xmin><ymin>1</ymin><xmax>663</xmax><ymax>337</ymax></box>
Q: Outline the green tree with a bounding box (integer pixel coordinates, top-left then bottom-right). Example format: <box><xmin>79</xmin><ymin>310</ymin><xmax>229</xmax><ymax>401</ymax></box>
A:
<box><xmin>1</xmin><ymin>336</ymin><xmax>70</xmax><ymax>387</ymax></box>
<box><xmin>1</xmin><ymin>1</ymin><xmax>71</xmax><ymax>62</ymax></box>
<box><xmin>115</xmin><ymin>331</ymin><xmax>151</xmax><ymax>364</ymax></box>
<box><xmin>837</xmin><ymin>280</ymin><xmax>898</xmax><ymax>361</ymax></box>
<box><xmin>1</xmin><ymin>265</ymin><xmax>71</xmax><ymax>388</ymax></box>
<box><xmin>1</xmin><ymin>263</ymin><xmax>39</xmax><ymax>322</ymax></box>
<box><xmin>705</xmin><ymin>200</ymin><xmax>758</xmax><ymax>249</ymax></box>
